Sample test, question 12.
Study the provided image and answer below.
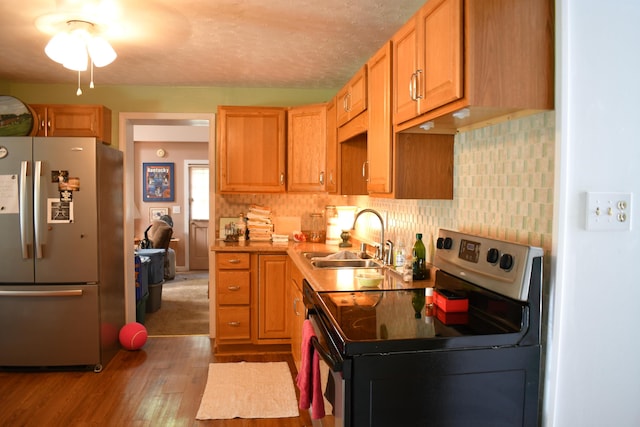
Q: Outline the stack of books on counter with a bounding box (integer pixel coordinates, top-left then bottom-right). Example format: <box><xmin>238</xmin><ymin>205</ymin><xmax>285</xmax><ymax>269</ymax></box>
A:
<box><xmin>246</xmin><ymin>205</ymin><xmax>273</xmax><ymax>241</ymax></box>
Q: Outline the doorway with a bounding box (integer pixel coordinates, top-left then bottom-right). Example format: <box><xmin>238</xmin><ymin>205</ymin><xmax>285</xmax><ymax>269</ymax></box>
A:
<box><xmin>120</xmin><ymin>112</ymin><xmax>216</xmax><ymax>326</ymax></box>
<box><xmin>187</xmin><ymin>162</ymin><xmax>209</xmax><ymax>270</ymax></box>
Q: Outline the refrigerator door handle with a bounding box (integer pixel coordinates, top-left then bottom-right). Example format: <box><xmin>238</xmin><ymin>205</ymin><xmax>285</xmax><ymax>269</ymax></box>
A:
<box><xmin>34</xmin><ymin>160</ymin><xmax>43</xmax><ymax>259</ymax></box>
<box><xmin>19</xmin><ymin>161</ymin><xmax>30</xmax><ymax>259</ymax></box>
<box><xmin>0</xmin><ymin>289</ymin><xmax>83</xmax><ymax>297</ymax></box>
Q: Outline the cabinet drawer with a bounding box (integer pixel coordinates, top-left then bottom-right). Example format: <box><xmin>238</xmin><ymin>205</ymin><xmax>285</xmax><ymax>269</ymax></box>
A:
<box><xmin>217</xmin><ymin>307</ymin><xmax>251</xmax><ymax>340</ymax></box>
<box><xmin>217</xmin><ymin>252</ymin><xmax>250</xmax><ymax>269</ymax></box>
<box><xmin>217</xmin><ymin>271</ymin><xmax>250</xmax><ymax>305</ymax></box>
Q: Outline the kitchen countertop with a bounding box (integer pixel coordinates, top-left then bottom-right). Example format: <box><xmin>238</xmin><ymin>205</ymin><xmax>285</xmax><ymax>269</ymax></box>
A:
<box><xmin>211</xmin><ymin>239</ymin><xmax>435</xmax><ymax>292</ymax></box>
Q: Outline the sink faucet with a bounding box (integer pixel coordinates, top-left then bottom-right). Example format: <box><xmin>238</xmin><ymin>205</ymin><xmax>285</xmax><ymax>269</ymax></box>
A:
<box><xmin>351</xmin><ymin>208</ymin><xmax>387</xmax><ymax>264</ymax></box>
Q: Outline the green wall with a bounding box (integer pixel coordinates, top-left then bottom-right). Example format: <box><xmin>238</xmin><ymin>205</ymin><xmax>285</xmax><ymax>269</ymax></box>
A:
<box><xmin>3</xmin><ymin>81</ymin><xmax>337</xmax><ymax>147</ymax></box>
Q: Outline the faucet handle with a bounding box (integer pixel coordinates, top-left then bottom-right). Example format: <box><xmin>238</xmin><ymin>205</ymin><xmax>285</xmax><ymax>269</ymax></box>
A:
<box><xmin>385</xmin><ymin>240</ymin><xmax>394</xmax><ymax>265</ymax></box>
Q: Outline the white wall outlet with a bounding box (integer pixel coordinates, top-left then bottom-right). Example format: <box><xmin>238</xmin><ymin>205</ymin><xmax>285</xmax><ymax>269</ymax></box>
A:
<box><xmin>585</xmin><ymin>192</ymin><xmax>632</xmax><ymax>231</ymax></box>
<box><xmin>172</xmin><ymin>205</ymin><xmax>181</xmax><ymax>214</ymax></box>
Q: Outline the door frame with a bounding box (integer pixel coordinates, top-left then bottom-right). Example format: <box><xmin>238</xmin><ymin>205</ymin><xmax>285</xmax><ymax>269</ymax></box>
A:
<box><xmin>183</xmin><ymin>159</ymin><xmax>209</xmax><ymax>270</ymax></box>
<box><xmin>119</xmin><ymin>112</ymin><xmax>216</xmax><ymax>324</ymax></box>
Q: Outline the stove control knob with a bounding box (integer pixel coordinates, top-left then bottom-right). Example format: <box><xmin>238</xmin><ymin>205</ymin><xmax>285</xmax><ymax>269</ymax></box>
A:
<box><xmin>499</xmin><ymin>253</ymin><xmax>514</xmax><ymax>271</ymax></box>
<box><xmin>487</xmin><ymin>248</ymin><xmax>500</xmax><ymax>264</ymax></box>
<box><xmin>436</xmin><ymin>237</ymin><xmax>444</xmax><ymax>249</ymax></box>
<box><xmin>443</xmin><ymin>237</ymin><xmax>453</xmax><ymax>249</ymax></box>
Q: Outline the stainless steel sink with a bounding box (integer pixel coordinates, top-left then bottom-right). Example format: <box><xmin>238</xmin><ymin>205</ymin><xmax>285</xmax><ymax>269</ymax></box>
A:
<box><xmin>310</xmin><ymin>258</ymin><xmax>382</xmax><ymax>269</ymax></box>
<box><xmin>303</xmin><ymin>251</ymin><xmax>338</xmax><ymax>259</ymax></box>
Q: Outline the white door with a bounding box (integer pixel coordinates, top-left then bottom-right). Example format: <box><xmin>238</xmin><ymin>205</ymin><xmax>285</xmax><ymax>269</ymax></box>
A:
<box><xmin>188</xmin><ymin>164</ymin><xmax>209</xmax><ymax>270</ymax></box>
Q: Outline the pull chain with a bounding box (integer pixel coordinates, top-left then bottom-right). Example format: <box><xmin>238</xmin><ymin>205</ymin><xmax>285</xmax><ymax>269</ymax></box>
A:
<box><xmin>76</xmin><ymin>71</ymin><xmax>82</xmax><ymax>96</ymax></box>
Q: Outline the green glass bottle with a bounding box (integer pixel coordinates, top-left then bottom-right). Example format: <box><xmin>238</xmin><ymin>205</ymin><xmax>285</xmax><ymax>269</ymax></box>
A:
<box><xmin>412</xmin><ymin>233</ymin><xmax>428</xmax><ymax>280</ymax></box>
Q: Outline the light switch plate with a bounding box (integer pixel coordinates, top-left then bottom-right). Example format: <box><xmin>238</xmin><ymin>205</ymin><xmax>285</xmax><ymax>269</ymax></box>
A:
<box><xmin>585</xmin><ymin>192</ymin><xmax>632</xmax><ymax>231</ymax></box>
<box><xmin>172</xmin><ymin>205</ymin><xmax>181</xmax><ymax>214</ymax></box>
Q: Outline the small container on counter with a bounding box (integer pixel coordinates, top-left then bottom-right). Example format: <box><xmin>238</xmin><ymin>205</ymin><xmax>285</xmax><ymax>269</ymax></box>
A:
<box><xmin>309</xmin><ymin>212</ymin><xmax>324</xmax><ymax>243</ymax></box>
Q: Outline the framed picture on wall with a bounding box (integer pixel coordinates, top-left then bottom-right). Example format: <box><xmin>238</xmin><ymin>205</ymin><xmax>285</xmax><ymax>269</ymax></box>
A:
<box><xmin>149</xmin><ymin>207</ymin><xmax>169</xmax><ymax>223</ymax></box>
<box><xmin>143</xmin><ymin>162</ymin><xmax>174</xmax><ymax>202</ymax></box>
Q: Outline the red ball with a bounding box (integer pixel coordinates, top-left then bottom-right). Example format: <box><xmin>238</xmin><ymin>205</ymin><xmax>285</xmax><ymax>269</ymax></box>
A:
<box><xmin>119</xmin><ymin>322</ymin><xmax>148</xmax><ymax>350</ymax></box>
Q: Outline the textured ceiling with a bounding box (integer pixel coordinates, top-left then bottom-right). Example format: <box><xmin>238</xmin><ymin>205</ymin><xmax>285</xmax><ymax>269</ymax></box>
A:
<box><xmin>0</xmin><ymin>0</ymin><xmax>425</xmax><ymax>89</ymax></box>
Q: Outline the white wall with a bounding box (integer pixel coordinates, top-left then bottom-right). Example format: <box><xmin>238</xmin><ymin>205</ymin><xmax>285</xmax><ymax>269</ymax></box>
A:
<box><xmin>546</xmin><ymin>1</ymin><xmax>640</xmax><ymax>426</ymax></box>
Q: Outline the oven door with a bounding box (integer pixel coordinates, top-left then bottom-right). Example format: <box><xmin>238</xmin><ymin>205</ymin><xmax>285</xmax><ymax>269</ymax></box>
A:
<box><xmin>308</xmin><ymin>308</ymin><xmax>346</xmax><ymax>427</ymax></box>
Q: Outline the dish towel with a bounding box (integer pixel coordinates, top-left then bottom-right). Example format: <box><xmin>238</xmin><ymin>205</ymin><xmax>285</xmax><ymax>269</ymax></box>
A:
<box><xmin>296</xmin><ymin>319</ymin><xmax>326</xmax><ymax>419</ymax></box>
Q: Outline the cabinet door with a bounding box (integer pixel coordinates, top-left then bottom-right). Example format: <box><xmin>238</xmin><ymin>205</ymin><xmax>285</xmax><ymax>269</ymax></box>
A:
<box><xmin>217</xmin><ymin>106</ymin><xmax>286</xmax><ymax>193</ymax></box>
<box><xmin>287</xmin><ymin>104</ymin><xmax>327</xmax><ymax>192</ymax></box>
<box><xmin>419</xmin><ymin>0</ymin><xmax>463</xmax><ymax>113</ymax></box>
<box><xmin>47</xmin><ymin>105</ymin><xmax>101</xmax><ymax>138</ymax></box>
<box><xmin>258</xmin><ymin>255</ymin><xmax>289</xmax><ymax>339</ymax></box>
<box><xmin>30</xmin><ymin>105</ymin><xmax>47</xmax><ymax>137</ymax></box>
<box><xmin>325</xmin><ymin>98</ymin><xmax>338</xmax><ymax>194</ymax></box>
<box><xmin>348</xmin><ymin>66</ymin><xmax>367</xmax><ymax>121</ymax></box>
<box><xmin>288</xmin><ymin>259</ymin><xmax>305</xmax><ymax>370</ymax></box>
<box><xmin>367</xmin><ymin>41</ymin><xmax>393</xmax><ymax>194</ymax></box>
<box><xmin>392</xmin><ymin>15</ymin><xmax>420</xmax><ymax>125</ymax></box>
<box><xmin>337</xmin><ymin>66</ymin><xmax>367</xmax><ymax>127</ymax></box>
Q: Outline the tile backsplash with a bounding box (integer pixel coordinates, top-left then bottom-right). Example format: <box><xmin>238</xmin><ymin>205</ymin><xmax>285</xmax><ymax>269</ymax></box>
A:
<box><xmin>216</xmin><ymin>111</ymin><xmax>555</xmax><ymax>257</ymax></box>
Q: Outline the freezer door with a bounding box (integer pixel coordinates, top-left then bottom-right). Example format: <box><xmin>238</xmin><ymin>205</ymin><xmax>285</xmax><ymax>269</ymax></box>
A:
<box><xmin>34</xmin><ymin>137</ymin><xmax>100</xmax><ymax>283</ymax></box>
<box><xmin>0</xmin><ymin>284</ymin><xmax>101</xmax><ymax>368</ymax></box>
<box><xmin>0</xmin><ymin>137</ymin><xmax>35</xmax><ymax>283</ymax></box>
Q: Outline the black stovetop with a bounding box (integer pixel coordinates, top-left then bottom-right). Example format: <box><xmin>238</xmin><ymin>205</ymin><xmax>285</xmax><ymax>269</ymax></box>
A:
<box><xmin>311</xmin><ymin>269</ymin><xmax>536</xmax><ymax>356</ymax></box>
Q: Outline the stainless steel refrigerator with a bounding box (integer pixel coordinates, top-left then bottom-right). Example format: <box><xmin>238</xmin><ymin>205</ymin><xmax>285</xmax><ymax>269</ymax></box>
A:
<box><xmin>0</xmin><ymin>137</ymin><xmax>124</xmax><ymax>372</ymax></box>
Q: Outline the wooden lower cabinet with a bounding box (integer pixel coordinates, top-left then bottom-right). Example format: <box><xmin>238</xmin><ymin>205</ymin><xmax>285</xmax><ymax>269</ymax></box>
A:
<box><xmin>257</xmin><ymin>254</ymin><xmax>289</xmax><ymax>340</ymax></box>
<box><xmin>288</xmin><ymin>259</ymin><xmax>305</xmax><ymax>370</ymax></box>
<box><xmin>214</xmin><ymin>251</ymin><xmax>290</xmax><ymax>353</ymax></box>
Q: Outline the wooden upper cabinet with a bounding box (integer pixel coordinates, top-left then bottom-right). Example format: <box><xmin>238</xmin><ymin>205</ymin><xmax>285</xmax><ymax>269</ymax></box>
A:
<box><xmin>419</xmin><ymin>0</ymin><xmax>463</xmax><ymax>113</ymax></box>
<box><xmin>336</xmin><ymin>65</ymin><xmax>367</xmax><ymax>127</ymax></box>
<box><xmin>30</xmin><ymin>104</ymin><xmax>112</xmax><ymax>143</ymax></box>
<box><xmin>325</xmin><ymin>98</ymin><xmax>338</xmax><ymax>194</ymax></box>
<box><xmin>366</xmin><ymin>41</ymin><xmax>393</xmax><ymax>194</ymax></box>
<box><xmin>217</xmin><ymin>106</ymin><xmax>286</xmax><ymax>194</ymax></box>
<box><xmin>393</xmin><ymin>0</ymin><xmax>462</xmax><ymax>126</ymax></box>
<box><xmin>287</xmin><ymin>103</ymin><xmax>327</xmax><ymax>193</ymax></box>
<box><xmin>394</xmin><ymin>0</ymin><xmax>553</xmax><ymax>132</ymax></box>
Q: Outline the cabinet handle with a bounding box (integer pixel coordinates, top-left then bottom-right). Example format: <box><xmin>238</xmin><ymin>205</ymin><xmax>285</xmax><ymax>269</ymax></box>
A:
<box><xmin>227</xmin><ymin>321</ymin><xmax>241</xmax><ymax>327</ymax></box>
<box><xmin>280</xmin><ymin>173</ymin><xmax>285</xmax><ymax>186</ymax></box>
<box><xmin>415</xmin><ymin>69</ymin><xmax>424</xmax><ymax>100</ymax></box>
<box><xmin>293</xmin><ymin>297</ymin><xmax>301</xmax><ymax>316</ymax></box>
<box><xmin>362</xmin><ymin>160</ymin><xmax>369</xmax><ymax>182</ymax></box>
<box><xmin>47</xmin><ymin>120</ymin><xmax>52</xmax><ymax>130</ymax></box>
<box><xmin>227</xmin><ymin>285</ymin><xmax>241</xmax><ymax>291</ymax></box>
<box><xmin>228</xmin><ymin>259</ymin><xmax>241</xmax><ymax>264</ymax></box>
<box><xmin>319</xmin><ymin>171</ymin><xmax>325</xmax><ymax>185</ymax></box>
<box><xmin>409</xmin><ymin>72</ymin><xmax>417</xmax><ymax>101</ymax></box>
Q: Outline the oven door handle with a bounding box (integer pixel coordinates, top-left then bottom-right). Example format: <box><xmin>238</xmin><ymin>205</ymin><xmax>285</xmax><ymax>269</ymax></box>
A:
<box><xmin>311</xmin><ymin>336</ymin><xmax>343</xmax><ymax>372</ymax></box>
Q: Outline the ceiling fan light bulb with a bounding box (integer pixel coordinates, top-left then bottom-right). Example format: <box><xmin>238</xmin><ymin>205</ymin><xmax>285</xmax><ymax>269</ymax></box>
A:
<box><xmin>45</xmin><ymin>32</ymin><xmax>71</xmax><ymax>64</ymax></box>
<box><xmin>88</xmin><ymin>36</ymin><xmax>116</xmax><ymax>67</ymax></box>
<box><xmin>62</xmin><ymin>31</ymin><xmax>89</xmax><ymax>71</ymax></box>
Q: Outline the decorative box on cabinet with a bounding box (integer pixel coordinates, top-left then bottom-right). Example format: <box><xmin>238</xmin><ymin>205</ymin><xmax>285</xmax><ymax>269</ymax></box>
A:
<box><xmin>30</xmin><ymin>104</ymin><xmax>112</xmax><ymax>143</ymax></box>
<box><xmin>217</xmin><ymin>106</ymin><xmax>286</xmax><ymax>193</ymax></box>
<box><xmin>393</xmin><ymin>0</ymin><xmax>553</xmax><ymax>133</ymax></box>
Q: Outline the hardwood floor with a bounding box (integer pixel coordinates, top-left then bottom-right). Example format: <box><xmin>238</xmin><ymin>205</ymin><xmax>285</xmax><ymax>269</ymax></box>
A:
<box><xmin>0</xmin><ymin>336</ymin><xmax>313</xmax><ymax>427</ymax></box>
